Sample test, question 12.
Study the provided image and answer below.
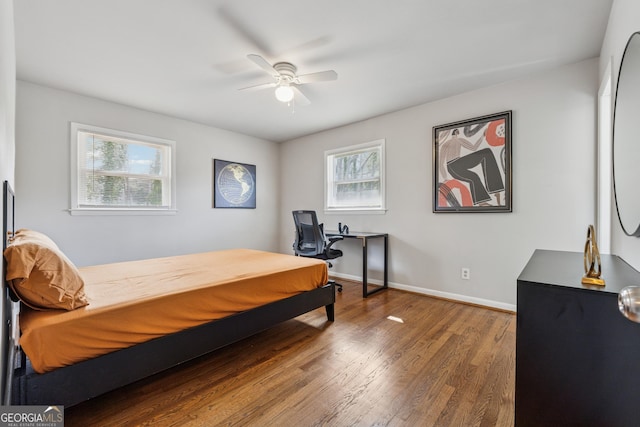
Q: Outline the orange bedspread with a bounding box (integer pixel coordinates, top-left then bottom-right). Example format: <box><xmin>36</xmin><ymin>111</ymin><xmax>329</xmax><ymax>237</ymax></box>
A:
<box><xmin>19</xmin><ymin>249</ymin><xmax>328</xmax><ymax>373</ymax></box>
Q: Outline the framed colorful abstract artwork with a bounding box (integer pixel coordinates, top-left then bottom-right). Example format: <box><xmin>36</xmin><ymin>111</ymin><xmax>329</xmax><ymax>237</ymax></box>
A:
<box><xmin>433</xmin><ymin>111</ymin><xmax>512</xmax><ymax>213</ymax></box>
<box><xmin>213</xmin><ymin>159</ymin><xmax>256</xmax><ymax>208</ymax></box>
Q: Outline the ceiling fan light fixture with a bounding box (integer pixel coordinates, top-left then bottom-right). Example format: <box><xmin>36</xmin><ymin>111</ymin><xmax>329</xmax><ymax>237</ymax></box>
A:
<box><xmin>242</xmin><ymin>54</ymin><xmax>336</xmax><ymax>106</ymax></box>
<box><xmin>275</xmin><ymin>85</ymin><xmax>294</xmax><ymax>103</ymax></box>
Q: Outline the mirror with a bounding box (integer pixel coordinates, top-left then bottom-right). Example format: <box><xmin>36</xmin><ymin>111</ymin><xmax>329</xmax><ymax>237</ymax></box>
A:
<box><xmin>613</xmin><ymin>31</ymin><xmax>640</xmax><ymax>236</ymax></box>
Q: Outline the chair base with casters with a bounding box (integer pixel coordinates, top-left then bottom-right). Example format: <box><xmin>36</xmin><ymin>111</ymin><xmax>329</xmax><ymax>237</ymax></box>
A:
<box><xmin>325</xmin><ymin>261</ymin><xmax>342</xmax><ymax>292</ymax></box>
<box><xmin>297</xmin><ymin>245</ymin><xmax>343</xmax><ymax>293</ymax></box>
<box><xmin>292</xmin><ymin>210</ymin><xmax>344</xmax><ymax>293</ymax></box>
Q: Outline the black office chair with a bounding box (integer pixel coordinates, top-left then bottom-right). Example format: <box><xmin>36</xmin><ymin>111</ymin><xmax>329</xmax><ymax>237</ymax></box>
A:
<box><xmin>292</xmin><ymin>210</ymin><xmax>343</xmax><ymax>292</ymax></box>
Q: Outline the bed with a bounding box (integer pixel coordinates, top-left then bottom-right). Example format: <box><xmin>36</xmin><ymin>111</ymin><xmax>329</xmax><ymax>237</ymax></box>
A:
<box><xmin>1</xmin><ymin>181</ymin><xmax>335</xmax><ymax>407</ymax></box>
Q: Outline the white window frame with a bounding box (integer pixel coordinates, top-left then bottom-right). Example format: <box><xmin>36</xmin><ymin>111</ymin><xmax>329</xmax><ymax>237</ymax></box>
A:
<box><xmin>324</xmin><ymin>139</ymin><xmax>386</xmax><ymax>214</ymax></box>
<box><xmin>70</xmin><ymin>122</ymin><xmax>177</xmax><ymax>215</ymax></box>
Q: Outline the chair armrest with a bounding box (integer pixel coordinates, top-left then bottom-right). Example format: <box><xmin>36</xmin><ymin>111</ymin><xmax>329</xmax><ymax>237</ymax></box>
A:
<box><xmin>326</xmin><ymin>235</ymin><xmax>343</xmax><ymax>250</ymax></box>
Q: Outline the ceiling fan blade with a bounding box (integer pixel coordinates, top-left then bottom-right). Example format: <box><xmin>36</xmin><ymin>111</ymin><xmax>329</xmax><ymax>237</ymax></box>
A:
<box><xmin>247</xmin><ymin>54</ymin><xmax>278</xmax><ymax>76</ymax></box>
<box><xmin>238</xmin><ymin>81</ymin><xmax>277</xmax><ymax>91</ymax></box>
<box><xmin>292</xmin><ymin>86</ymin><xmax>311</xmax><ymax>106</ymax></box>
<box><xmin>296</xmin><ymin>70</ymin><xmax>338</xmax><ymax>84</ymax></box>
<box><xmin>218</xmin><ymin>7</ymin><xmax>273</xmax><ymax>56</ymax></box>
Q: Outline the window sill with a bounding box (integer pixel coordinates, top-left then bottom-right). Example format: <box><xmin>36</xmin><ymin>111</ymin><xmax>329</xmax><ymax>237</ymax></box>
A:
<box><xmin>324</xmin><ymin>208</ymin><xmax>387</xmax><ymax>215</ymax></box>
<box><xmin>69</xmin><ymin>208</ymin><xmax>177</xmax><ymax>216</ymax></box>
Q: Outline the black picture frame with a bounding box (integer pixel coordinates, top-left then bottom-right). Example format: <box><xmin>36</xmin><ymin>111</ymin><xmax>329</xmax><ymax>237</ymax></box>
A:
<box><xmin>213</xmin><ymin>159</ymin><xmax>256</xmax><ymax>208</ymax></box>
<box><xmin>433</xmin><ymin>110</ymin><xmax>512</xmax><ymax>213</ymax></box>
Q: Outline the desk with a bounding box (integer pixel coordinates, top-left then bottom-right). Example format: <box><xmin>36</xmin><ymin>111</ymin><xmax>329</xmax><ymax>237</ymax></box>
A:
<box><xmin>325</xmin><ymin>231</ymin><xmax>388</xmax><ymax>297</ymax></box>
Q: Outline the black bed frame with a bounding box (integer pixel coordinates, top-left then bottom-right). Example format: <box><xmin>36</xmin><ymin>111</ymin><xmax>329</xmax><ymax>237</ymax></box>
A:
<box><xmin>1</xmin><ymin>181</ymin><xmax>335</xmax><ymax>407</ymax></box>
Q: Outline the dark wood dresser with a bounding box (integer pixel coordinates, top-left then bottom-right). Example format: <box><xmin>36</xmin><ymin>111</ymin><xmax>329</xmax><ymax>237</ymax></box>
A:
<box><xmin>516</xmin><ymin>249</ymin><xmax>640</xmax><ymax>426</ymax></box>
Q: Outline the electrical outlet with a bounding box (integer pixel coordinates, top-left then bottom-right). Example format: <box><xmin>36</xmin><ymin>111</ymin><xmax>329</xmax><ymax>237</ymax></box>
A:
<box><xmin>461</xmin><ymin>268</ymin><xmax>470</xmax><ymax>280</ymax></box>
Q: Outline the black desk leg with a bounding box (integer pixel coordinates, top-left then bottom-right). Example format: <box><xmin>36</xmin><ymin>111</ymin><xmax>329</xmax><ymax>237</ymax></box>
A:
<box><xmin>362</xmin><ymin>238</ymin><xmax>368</xmax><ymax>298</ymax></box>
<box><xmin>363</xmin><ymin>235</ymin><xmax>389</xmax><ymax>298</ymax></box>
<box><xmin>384</xmin><ymin>234</ymin><xmax>388</xmax><ymax>288</ymax></box>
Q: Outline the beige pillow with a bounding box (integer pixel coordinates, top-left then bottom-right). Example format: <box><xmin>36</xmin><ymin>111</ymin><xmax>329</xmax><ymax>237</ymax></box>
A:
<box><xmin>4</xmin><ymin>229</ymin><xmax>88</xmax><ymax>310</ymax></box>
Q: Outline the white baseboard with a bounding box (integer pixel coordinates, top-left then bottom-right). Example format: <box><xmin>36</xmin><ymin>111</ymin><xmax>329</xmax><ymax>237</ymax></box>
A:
<box><xmin>330</xmin><ymin>272</ymin><xmax>517</xmax><ymax>313</ymax></box>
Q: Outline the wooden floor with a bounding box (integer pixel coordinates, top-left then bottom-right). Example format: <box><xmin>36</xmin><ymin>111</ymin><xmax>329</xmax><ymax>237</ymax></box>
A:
<box><xmin>65</xmin><ymin>279</ymin><xmax>516</xmax><ymax>426</ymax></box>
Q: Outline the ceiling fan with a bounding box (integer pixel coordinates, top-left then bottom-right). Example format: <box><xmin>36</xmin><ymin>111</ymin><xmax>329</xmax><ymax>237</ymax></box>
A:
<box><xmin>239</xmin><ymin>54</ymin><xmax>338</xmax><ymax>105</ymax></box>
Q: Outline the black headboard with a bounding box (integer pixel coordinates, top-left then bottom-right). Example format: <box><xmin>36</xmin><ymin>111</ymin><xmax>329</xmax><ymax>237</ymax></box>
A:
<box><xmin>3</xmin><ymin>180</ymin><xmax>14</xmax><ymax>250</ymax></box>
<box><xmin>2</xmin><ymin>180</ymin><xmax>15</xmax><ymax>405</ymax></box>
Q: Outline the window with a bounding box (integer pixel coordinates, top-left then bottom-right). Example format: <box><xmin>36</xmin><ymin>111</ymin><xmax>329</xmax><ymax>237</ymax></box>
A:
<box><xmin>70</xmin><ymin>123</ymin><xmax>176</xmax><ymax>214</ymax></box>
<box><xmin>325</xmin><ymin>139</ymin><xmax>385</xmax><ymax>213</ymax></box>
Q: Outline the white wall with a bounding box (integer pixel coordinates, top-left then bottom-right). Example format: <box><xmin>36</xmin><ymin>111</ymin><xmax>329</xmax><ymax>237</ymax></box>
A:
<box><xmin>15</xmin><ymin>81</ymin><xmax>281</xmax><ymax>267</ymax></box>
<box><xmin>280</xmin><ymin>59</ymin><xmax>599</xmax><ymax>309</ymax></box>
<box><xmin>600</xmin><ymin>0</ymin><xmax>640</xmax><ymax>269</ymax></box>
<box><xmin>0</xmin><ymin>0</ymin><xmax>15</xmax><ymax>406</ymax></box>
<box><xmin>0</xmin><ymin>0</ymin><xmax>15</xmax><ymax>189</ymax></box>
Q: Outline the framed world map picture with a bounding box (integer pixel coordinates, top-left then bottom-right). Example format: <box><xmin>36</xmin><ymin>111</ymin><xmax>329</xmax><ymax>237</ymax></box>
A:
<box><xmin>213</xmin><ymin>159</ymin><xmax>256</xmax><ymax>208</ymax></box>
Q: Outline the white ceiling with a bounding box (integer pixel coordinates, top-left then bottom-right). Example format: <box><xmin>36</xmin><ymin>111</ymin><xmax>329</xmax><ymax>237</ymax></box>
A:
<box><xmin>14</xmin><ymin>0</ymin><xmax>613</xmax><ymax>142</ymax></box>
